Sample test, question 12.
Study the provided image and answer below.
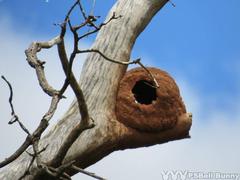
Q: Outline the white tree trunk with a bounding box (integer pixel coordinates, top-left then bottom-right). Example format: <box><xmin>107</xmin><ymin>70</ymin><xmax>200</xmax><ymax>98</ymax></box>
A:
<box><xmin>0</xmin><ymin>0</ymin><xmax>192</xmax><ymax>179</ymax></box>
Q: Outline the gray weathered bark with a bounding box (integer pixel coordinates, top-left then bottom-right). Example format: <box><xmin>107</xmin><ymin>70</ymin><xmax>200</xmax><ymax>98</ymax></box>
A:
<box><xmin>0</xmin><ymin>0</ymin><xmax>192</xmax><ymax>179</ymax></box>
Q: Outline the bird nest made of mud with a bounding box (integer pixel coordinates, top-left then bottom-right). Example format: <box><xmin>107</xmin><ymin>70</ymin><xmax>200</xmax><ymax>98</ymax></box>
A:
<box><xmin>116</xmin><ymin>67</ymin><xmax>186</xmax><ymax>132</ymax></box>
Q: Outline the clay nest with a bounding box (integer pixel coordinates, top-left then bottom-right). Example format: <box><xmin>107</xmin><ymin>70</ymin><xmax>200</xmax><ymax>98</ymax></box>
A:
<box><xmin>116</xmin><ymin>67</ymin><xmax>186</xmax><ymax>132</ymax></box>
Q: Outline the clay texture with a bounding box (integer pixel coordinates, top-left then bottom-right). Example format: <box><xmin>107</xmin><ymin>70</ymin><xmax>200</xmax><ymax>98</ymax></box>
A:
<box><xmin>116</xmin><ymin>67</ymin><xmax>186</xmax><ymax>132</ymax></box>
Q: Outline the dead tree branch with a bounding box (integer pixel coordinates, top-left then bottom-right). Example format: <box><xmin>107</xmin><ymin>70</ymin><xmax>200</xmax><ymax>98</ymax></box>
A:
<box><xmin>0</xmin><ymin>36</ymin><xmax>65</xmax><ymax>170</ymax></box>
<box><xmin>77</xmin><ymin>49</ymin><xmax>159</xmax><ymax>87</ymax></box>
<box><xmin>72</xmin><ymin>165</ymin><xmax>106</xmax><ymax>180</ymax></box>
<box><xmin>0</xmin><ymin>76</ymin><xmax>31</xmax><ymax>168</ymax></box>
<box><xmin>1</xmin><ymin>76</ymin><xmax>31</xmax><ymax>133</ymax></box>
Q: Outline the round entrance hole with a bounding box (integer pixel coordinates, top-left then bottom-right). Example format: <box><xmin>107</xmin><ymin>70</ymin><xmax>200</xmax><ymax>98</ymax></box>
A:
<box><xmin>132</xmin><ymin>80</ymin><xmax>156</xmax><ymax>105</ymax></box>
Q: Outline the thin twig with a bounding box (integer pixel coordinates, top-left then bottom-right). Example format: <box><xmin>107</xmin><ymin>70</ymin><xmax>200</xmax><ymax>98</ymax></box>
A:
<box><xmin>18</xmin><ymin>155</ymin><xmax>36</xmax><ymax>180</ymax></box>
<box><xmin>78</xmin><ymin>28</ymin><xmax>99</xmax><ymax>40</ymax></box>
<box><xmin>39</xmin><ymin>162</ymin><xmax>75</xmax><ymax>180</ymax></box>
<box><xmin>168</xmin><ymin>0</ymin><xmax>176</xmax><ymax>7</ymax></box>
<box><xmin>1</xmin><ymin>76</ymin><xmax>15</xmax><ymax>117</ymax></box>
<box><xmin>76</xmin><ymin>49</ymin><xmax>159</xmax><ymax>87</ymax></box>
<box><xmin>78</xmin><ymin>0</ymin><xmax>87</xmax><ymax>20</ymax></box>
<box><xmin>1</xmin><ymin>76</ymin><xmax>31</xmax><ymax>133</ymax></box>
<box><xmin>26</xmin><ymin>145</ymin><xmax>49</xmax><ymax>157</ymax></box>
<box><xmin>78</xmin><ymin>12</ymin><xmax>121</xmax><ymax>40</ymax></box>
<box><xmin>19</xmin><ymin>144</ymin><xmax>48</xmax><ymax>180</ymax></box>
<box><xmin>72</xmin><ymin>165</ymin><xmax>107</xmax><ymax>180</ymax></box>
<box><xmin>32</xmin><ymin>140</ymin><xmax>41</xmax><ymax>167</ymax></box>
<box><xmin>77</xmin><ymin>49</ymin><xmax>139</xmax><ymax>65</ymax></box>
<box><xmin>55</xmin><ymin>160</ymin><xmax>75</xmax><ymax>178</ymax></box>
<box><xmin>0</xmin><ymin>76</ymin><xmax>33</xmax><ymax>168</ymax></box>
<box><xmin>0</xmin><ymin>136</ymin><xmax>32</xmax><ymax>168</ymax></box>
<box><xmin>137</xmin><ymin>61</ymin><xmax>159</xmax><ymax>88</ymax></box>
<box><xmin>65</xmin><ymin>0</ymin><xmax>80</xmax><ymax>22</ymax></box>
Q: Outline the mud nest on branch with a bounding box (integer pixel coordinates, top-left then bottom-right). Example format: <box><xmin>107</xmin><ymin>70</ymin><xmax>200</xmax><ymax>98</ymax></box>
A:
<box><xmin>116</xmin><ymin>67</ymin><xmax>186</xmax><ymax>132</ymax></box>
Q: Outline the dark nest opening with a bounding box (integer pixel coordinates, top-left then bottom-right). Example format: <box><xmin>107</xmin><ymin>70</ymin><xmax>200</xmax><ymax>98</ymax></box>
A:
<box><xmin>132</xmin><ymin>80</ymin><xmax>157</xmax><ymax>105</ymax></box>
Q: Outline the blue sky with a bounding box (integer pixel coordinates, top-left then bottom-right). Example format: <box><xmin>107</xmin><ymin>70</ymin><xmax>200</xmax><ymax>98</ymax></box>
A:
<box><xmin>0</xmin><ymin>0</ymin><xmax>240</xmax><ymax>179</ymax></box>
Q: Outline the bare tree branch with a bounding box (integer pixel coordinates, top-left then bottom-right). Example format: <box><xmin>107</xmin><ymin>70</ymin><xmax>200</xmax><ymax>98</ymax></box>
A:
<box><xmin>18</xmin><ymin>154</ymin><xmax>36</xmax><ymax>180</ymax></box>
<box><xmin>72</xmin><ymin>165</ymin><xmax>106</xmax><ymax>180</ymax></box>
<box><xmin>0</xmin><ymin>76</ymin><xmax>32</xmax><ymax>168</ymax></box>
<box><xmin>78</xmin><ymin>13</ymin><xmax>121</xmax><ymax>40</ymax></box>
<box><xmin>1</xmin><ymin>76</ymin><xmax>16</xmax><ymax>120</ymax></box>
<box><xmin>0</xmin><ymin>37</ymin><xmax>66</xmax><ymax>169</ymax></box>
<box><xmin>168</xmin><ymin>0</ymin><xmax>176</xmax><ymax>7</ymax></box>
<box><xmin>0</xmin><ymin>136</ymin><xmax>31</xmax><ymax>168</ymax></box>
<box><xmin>77</xmin><ymin>49</ymin><xmax>159</xmax><ymax>87</ymax></box>
<box><xmin>1</xmin><ymin>76</ymin><xmax>31</xmax><ymax>133</ymax></box>
<box><xmin>78</xmin><ymin>0</ymin><xmax>88</xmax><ymax>20</ymax></box>
<box><xmin>25</xmin><ymin>37</ymin><xmax>61</xmax><ymax>97</ymax></box>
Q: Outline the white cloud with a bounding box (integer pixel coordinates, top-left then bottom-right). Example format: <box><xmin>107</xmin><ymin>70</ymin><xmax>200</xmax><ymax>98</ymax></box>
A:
<box><xmin>0</xmin><ymin>15</ymin><xmax>87</xmax><ymax>159</ymax></box>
